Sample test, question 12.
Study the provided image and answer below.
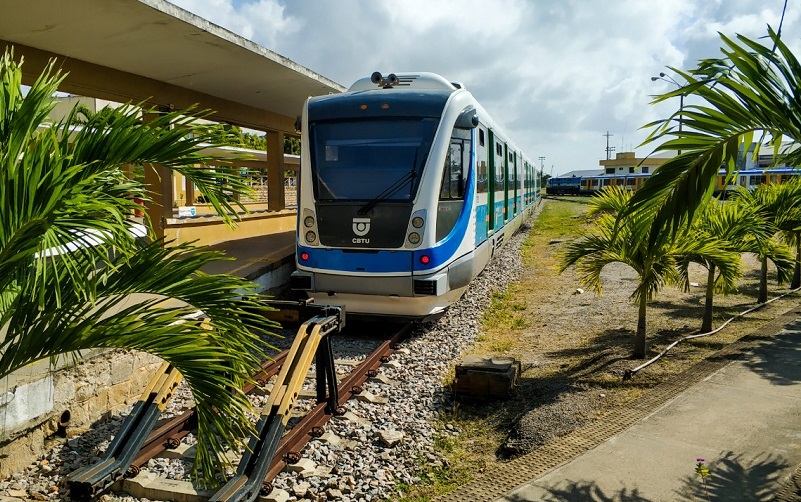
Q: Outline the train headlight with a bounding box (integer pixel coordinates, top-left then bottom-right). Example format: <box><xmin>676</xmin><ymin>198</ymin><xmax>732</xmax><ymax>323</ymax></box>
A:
<box><xmin>411</xmin><ymin>216</ymin><xmax>424</xmax><ymax>228</ymax></box>
<box><xmin>408</xmin><ymin>232</ymin><xmax>421</xmax><ymax>244</ymax></box>
<box><xmin>305</xmin><ymin>231</ymin><xmax>317</xmax><ymax>244</ymax></box>
<box><xmin>303</xmin><ymin>216</ymin><xmax>315</xmax><ymax>228</ymax></box>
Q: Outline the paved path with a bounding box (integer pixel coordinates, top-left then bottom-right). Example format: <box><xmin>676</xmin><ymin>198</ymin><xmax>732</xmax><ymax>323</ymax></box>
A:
<box><xmin>438</xmin><ymin>309</ymin><xmax>801</xmax><ymax>502</ymax></box>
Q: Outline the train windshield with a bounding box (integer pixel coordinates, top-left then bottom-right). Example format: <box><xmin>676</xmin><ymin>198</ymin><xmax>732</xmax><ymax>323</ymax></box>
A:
<box><xmin>310</xmin><ymin>118</ymin><xmax>438</xmax><ymax>202</ymax></box>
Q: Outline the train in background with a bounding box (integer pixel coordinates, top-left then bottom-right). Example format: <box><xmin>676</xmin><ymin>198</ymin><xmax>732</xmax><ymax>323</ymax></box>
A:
<box><xmin>290</xmin><ymin>72</ymin><xmax>540</xmax><ymax>320</ymax></box>
<box><xmin>546</xmin><ymin>167</ymin><xmax>801</xmax><ymax>197</ymax></box>
<box><xmin>545</xmin><ymin>173</ymin><xmax>650</xmax><ymax>195</ymax></box>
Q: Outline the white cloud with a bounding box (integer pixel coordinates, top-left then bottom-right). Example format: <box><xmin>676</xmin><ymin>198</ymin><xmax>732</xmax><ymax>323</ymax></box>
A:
<box><xmin>168</xmin><ymin>0</ymin><xmax>800</xmax><ymax>175</ymax></box>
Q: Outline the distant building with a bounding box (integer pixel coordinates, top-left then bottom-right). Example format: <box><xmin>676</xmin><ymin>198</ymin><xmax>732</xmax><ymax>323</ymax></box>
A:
<box><xmin>599</xmin><ymin>151</ymin><xmax>667</xmax><ymax>175</ymax></box>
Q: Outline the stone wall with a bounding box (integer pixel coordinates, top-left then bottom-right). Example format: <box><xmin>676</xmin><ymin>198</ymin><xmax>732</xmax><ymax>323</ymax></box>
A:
<box><xmin>0</xmin><ymin>350</ymin><xmax>162</xmax><ymax>478</ymax></box>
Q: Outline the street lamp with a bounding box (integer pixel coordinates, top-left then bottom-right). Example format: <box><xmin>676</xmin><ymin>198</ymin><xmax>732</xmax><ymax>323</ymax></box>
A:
<box><xmin>651</xmin><ymin>72</ymin><xmax>685</xmax><ymax>154</ymax></box>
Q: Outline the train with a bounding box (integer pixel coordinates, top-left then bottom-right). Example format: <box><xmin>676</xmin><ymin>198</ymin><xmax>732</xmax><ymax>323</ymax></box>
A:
<box><xmin>290</xmin><ymin>72</ymin><xmax>540</xmax><ymax>320</ymax></box>
<box><xmin>546</xmin><ymin>167</ymin><xmax>801</xmax><ymax>198</ymax></box>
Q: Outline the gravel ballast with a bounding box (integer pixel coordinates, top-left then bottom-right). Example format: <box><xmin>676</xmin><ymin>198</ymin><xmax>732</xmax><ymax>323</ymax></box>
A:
<box><xmin>0</xmin><ymin>214</ymin><xmax>537</xmax><ymax>502</ymax></box>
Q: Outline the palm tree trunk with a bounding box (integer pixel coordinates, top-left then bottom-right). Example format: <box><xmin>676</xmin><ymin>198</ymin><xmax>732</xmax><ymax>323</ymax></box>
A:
<box><xmin>634</xmin><ymin>293</ymin><xmax>647</xmax><ymax>358</ymax></box>
<box><xmin>759</xmin><ymin>256</ymin><xmax>768</xmax><ymax>303</ymax></box>
<box><xmin>792</xmin><ymin>233</ymin><xmax>801</xmax><ymax>289</ymax></box>
<box><xmin>702</xmin><ymin>263</ymin><xmax>715</xmax><ymax>332</ymax></box>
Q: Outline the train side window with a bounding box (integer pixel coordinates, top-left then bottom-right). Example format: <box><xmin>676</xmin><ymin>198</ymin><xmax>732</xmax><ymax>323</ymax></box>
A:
<box><xmin>477</xmin><ymin>127</ymin><xmax>488</xmax><ymax>193</ymax></box>
<box><xmin>495</xmin><ymin>142</ymin><xmax>505</xmax><ymax>183</ymax></box>
<box><xmin>437</xmin><ymin>131</ymin><xmax>471</xmax><ymax>241</ymax></box>
<box><xmin>440</xmin><ymin>140</ymin><xmax>465</xmax><ymax>200</ymax></box>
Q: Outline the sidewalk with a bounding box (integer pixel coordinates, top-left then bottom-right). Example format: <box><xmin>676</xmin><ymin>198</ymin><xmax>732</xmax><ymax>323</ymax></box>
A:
<box><xmin>438</xmin><ymin>309</ymin><xmax>801</xmax><ymax>502</ymax></box>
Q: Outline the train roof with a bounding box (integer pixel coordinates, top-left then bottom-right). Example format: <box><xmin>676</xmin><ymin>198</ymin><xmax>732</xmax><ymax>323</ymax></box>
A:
<box><xmin>309</xmin><ymin>71</ymin><xmax>532</xmax><ymax>164</ymax></box>
<box><xmin>308</xmin><ymin>89</ymin><xmax>452</xmax><ymax>121</ymax></box>
<box><xmin>348</xmin><ymin>72</ymin><xmax>462</xmax><ymax>92</ymax></box>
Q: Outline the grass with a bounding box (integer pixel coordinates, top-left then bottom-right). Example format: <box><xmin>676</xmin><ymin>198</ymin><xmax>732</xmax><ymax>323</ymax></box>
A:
<box><xmin>395</xmin><ymin>195</ymin><xmax>801</xmax><ymax>501</ymax></box>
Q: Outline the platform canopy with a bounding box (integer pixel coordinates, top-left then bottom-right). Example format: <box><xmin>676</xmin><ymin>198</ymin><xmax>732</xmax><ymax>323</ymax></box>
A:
<box><xmin>0</xmin><ymin>0</ymin><xmax>346</xmax><ymax>133</ymax></box>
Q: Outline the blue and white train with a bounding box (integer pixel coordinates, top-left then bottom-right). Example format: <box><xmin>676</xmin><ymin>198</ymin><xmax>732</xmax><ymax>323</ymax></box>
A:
<box><xmin>290</xmin><ymin>72</ymin><xmax>540</xmax><ymax>320</ymax></box>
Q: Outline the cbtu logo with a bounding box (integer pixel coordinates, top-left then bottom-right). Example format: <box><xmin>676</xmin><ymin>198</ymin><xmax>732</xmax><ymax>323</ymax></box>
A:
<box><xmin>352</xmin><ymin>217</ymin><xmax>371</xmax><ymax>236</ymax></box>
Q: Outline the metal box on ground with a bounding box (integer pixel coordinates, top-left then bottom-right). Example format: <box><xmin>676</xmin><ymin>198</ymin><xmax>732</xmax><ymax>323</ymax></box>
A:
<box><xmin>452</xmin><ymin>354</ymin><xmax>521</xmax><ymax>402</ymax></box>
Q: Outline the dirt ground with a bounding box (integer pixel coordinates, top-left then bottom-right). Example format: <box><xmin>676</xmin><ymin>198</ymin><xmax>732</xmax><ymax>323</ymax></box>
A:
<box><xmin>435</xmin><ymin>195</ymin><xmax>801</xmax><ymax>487</ymax></box>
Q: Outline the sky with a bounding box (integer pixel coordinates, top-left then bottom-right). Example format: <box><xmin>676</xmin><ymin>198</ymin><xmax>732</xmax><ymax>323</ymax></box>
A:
<box><xmin>168</xmin><ymin>0</ymin><xmax>801</xmax><ymax>176</ymax></box>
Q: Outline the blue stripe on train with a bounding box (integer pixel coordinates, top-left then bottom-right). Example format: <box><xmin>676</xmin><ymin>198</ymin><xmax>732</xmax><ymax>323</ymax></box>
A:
<box><xmin>297</xmin><ymin>245</ymin><xmax>413</xmax><ymax>273</ymax></box>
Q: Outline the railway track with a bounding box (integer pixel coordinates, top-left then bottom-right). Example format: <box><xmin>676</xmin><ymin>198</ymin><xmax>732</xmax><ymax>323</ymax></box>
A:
<box><xmin>67</xmin><ymin>300</ymin><xmax>412</xmax><ymax>501</ymax></box>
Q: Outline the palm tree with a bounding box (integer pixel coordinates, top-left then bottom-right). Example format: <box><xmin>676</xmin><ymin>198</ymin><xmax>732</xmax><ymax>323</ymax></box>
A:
<box><xmin>677</xmin><ymin>201</ymin><xmax>762</xmax><ymax>332</ymax></box>
<box><xmin>561</xmin><ymin>187</ymin><xmax>739</xmax><ymax>358</ymax></box>
<box><xmin>631</xmin><ymin>27</ymin><xmax>801</xmax><ymax>242</ymax></box>
<box><xmin>729</xmin><ymin>184</ymin><xmax>795</xmax><ymax>303</ymax></box>
<box><xmin>0</xmin><ymin>50</ymin><xmax>277</xmax><ymax>484</ymax></box>
<box><xmin>766</xmin><ymin>177</ymin><xmax>801</xmax><ymax>289</ymax></box>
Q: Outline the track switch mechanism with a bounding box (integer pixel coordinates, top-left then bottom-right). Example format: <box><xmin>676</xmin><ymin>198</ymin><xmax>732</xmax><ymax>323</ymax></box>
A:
<box><xmin>66</xmin><ymin>363</ymin><xmax>182</xmax><ymax>500</ymax></box>
<box><xmin>210</xmin><ymin>312</ymin><xmax>344</xmax><ymax>502</ymax></box>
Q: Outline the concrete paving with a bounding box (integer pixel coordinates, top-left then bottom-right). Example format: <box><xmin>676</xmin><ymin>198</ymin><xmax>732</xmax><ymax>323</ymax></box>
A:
<box><xmin>498</xmin><ymin>318</ymin><xmax>801</xmax><ymax>502</ymax></box>
<box><xmin>199</xmin><ymin>230</ymin><xmax>295</xmax><ymax>280</ymax></box>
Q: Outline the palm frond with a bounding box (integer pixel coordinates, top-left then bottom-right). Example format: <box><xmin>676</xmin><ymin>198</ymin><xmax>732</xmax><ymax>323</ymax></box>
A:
<box><xmin>632</xmin><ymin>26</ymin><xmax>801</xmax><ymax>238</ymax></box>
<box><xmin>0</xmin><ymin>48</ymin><xmax>279</xmax><ymax>485</ymax></box>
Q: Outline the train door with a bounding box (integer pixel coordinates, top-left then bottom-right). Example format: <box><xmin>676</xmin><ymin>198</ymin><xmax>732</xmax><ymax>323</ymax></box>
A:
<box><xmin>492</xmin><ymin>135</ymin><xmax>506</xmax><ymax>232</ymax></box>
<box><xmin>487</xmin><ymin>130</ymin><xmax>496</xmax><ymax>236</ymax></box>
<box><xmin>504</xmin><ymin>144</ymin><xmax>511</xmax><ymax>223</ymax></box>
<box><xmin>509</xmin><ymin>152</ymin><xmax>519</xmax><ymax>215</ymax></box>
<box><xmin>475</xmin><ymin>125</ymin><xmax>490</xmax><ymax>245</ymax></box>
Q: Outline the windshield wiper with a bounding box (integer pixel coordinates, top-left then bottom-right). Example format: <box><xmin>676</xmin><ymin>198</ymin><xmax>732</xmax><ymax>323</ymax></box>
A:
<box><xmin>357</xmin><ymin>147</ymin><xmax>428</xmax><ymax>215</ymax></box>
<box><xmin>357</xmin><ymin>169</ymin><xmax>416</xmax><ymax>215</ymax></box>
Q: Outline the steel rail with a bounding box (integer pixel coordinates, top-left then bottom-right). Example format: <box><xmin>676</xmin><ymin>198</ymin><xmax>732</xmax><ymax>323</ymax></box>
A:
<box><xmin>127</xmin><ymin>349</ymin><xmax>290</xmax><ymax>473</ymax></box>
<box><xmin>262</xmin><ymin>323</ymin><xmax>411</xmax><ymax>486</ymax></box>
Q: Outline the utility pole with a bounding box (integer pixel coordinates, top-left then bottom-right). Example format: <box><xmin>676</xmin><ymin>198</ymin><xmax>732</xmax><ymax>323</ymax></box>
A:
<box><xmin>603</xmin><ymin>131</ymin><xmax>615</xmax><ymax>160</ymax></box>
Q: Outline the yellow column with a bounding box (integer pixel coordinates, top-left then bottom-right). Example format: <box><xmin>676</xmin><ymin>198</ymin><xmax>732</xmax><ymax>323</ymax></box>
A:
<box><xmin>185</xmin><ymin>177</ymin><xmax>195</xmax><ymax>207</ymax></box>
<box><xmin>142</xmin><ymin>112</ymin><xmax>174</xmax><ymax>240</ymax></box>
<box><xmin>266</xmin><ymin>130</ymin><xmax>285</xmax><ymax>212</ymax></box>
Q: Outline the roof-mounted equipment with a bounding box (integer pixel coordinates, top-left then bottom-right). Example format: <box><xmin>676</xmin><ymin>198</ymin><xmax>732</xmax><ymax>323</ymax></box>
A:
<box><xmin>370</xmin><ymin>71</ymin><xmax>400</xmax><ymax>88</ymax></box>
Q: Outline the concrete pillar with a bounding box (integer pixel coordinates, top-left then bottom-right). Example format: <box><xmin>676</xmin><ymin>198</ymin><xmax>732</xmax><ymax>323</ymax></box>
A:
<box><xmin>185</xmin><ymin>178</ymin><xmax>195</xmax><ymax>206</ymax></box>
<box><xmin>142</xmin><ymin>112</ymin><xmax>174</xmax><ymax>239</ymax></box>
<box><xmin>266</xmin><ymin>130</ymin><xmax>285</xmax><ymax>211</ymax></box>
<box><xmin>143</xmin><ymin>163</ymin><xmax>174</xmax><ymax>239</ymax></box>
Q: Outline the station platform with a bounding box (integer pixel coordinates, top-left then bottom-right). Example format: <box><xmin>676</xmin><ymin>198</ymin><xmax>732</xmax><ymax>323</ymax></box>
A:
<box><xmin>439</xmin><ymin>308</ymin><xmax>801</xmax><ymax>502</ymax></box>
<box><xmin>200</xmin><ymin>229</ymin><xmax>296</xmax><ymax>293</ymax></box>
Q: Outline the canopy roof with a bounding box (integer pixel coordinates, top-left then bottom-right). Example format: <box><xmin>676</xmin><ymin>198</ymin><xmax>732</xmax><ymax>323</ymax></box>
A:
<box><xmin>0</xmin><ymin>0</ymin><xmax>346</xmax><ymax>133</ymax></box>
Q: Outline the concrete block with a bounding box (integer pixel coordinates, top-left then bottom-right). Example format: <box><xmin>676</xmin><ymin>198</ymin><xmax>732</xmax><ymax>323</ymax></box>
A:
<box><xmin>0</xmin><ymin>427</ymin><xmax>46</xmax><ymax>478</ymax></box>
<box><xmin>0</xmin><ymin>377</ymin><xmax>54</xmax><ymax>429</ymax></box>
<box><xmin>51</xmin><ymin>374</ymin><xmax>75</xmax><ymax>408</ymax></box>
<box><xmin>333</xmin><ymin>410</ymin><xmax>366</xmax><ymax>424</ymax></box>
<box><xmin>121</xmin><ymin>471</ymin><xmax>214</xmax><ymax>502</ymax></box>
<box><xmin>452</xmin><ymin>354</ymin><xmax>520</xmax><ymax>402</ymax></box>
<box><xmin>110</xmin><ymin>359</ymin><xmax>134</xmax><ymax>384</ymax></box>
<box><xmin>107</xmin><ymin>381</ymin><xmax>132</xmax><ymax>412</ymax></box>
<box><xmin>369</xmin><ymin>374</ymin><xmax>398</xmax><ymax>385</ymax></box>
<box><xmin>282</xmin><ymin>457</ymin><xmax>316</xmax><ymax>476</ymax></box>
<box><xmin>159</xmin><ymin>443</ymin><xmax>196</xmax><ymax>459</ymax></box>
<box><xmin>259</xmin><ymin>488</ymin><xmax>290</xmax><ymax>502</ymax></box>
<box><xmin>355</xmin><ymin>390</ymin><xmax>389</xmax><ymax>404</ymax></box>
<box><xmin>318</xmin><ymin>431</ymin><xmax>341</xmax><ymax>446</ymax></box>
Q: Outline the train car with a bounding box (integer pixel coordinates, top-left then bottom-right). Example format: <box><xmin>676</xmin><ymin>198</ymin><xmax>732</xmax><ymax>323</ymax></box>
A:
<box><xmin>545</xmin><ymin>176</ymin><xmax>581</xmax><ymax>195</ymax></box>
<box><xmin>290</xmin><ymin>72</ymin><xmax>539</xmax><ymax>320</ymax></box>
<box><xmin>579</xmin><ymin>173</ymin><xmax>650</xmax><ymax>196</ymax></box>
<box><xmin>714</xmin><ymin>167</ymin><xmax>801</xmax><ymax>197</ymax></box>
